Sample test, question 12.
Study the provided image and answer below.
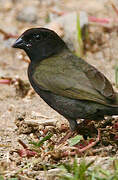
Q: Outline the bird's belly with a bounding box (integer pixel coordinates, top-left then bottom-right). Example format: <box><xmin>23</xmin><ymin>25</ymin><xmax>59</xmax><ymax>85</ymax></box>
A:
<box><xmin>37</xmin><ymin>88</ymin><xmax>110</xmax><ymax>121</ymax></box>
<box><xmin>29</xmin><ymin>77</ymin><xmax>106</xmax><ymax>120</ymax></box>
<box><xmin>39</xmin><ymin>90</ymin><xmax>118</xmax><ymax>121</ymax></box>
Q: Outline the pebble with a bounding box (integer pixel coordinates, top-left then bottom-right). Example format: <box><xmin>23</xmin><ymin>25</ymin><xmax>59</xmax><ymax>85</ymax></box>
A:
<box><xmin>17</xmin><ymin>6</ymin><xmax>38</xmax><ymax>23</ymax></box>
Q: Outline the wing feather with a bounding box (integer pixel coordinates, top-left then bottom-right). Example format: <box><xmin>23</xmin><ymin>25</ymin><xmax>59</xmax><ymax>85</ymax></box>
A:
<box><xmin>32</xmin><ymin>53</ymin><xmax>115</xmax><ymax>105</ymax></box>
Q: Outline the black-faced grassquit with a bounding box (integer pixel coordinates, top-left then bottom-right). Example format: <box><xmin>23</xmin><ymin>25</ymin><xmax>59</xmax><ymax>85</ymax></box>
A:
<box><xmin>12</xmin><ymin>28</ymin><xmax>118</xmax><ymax>135</ymax></box>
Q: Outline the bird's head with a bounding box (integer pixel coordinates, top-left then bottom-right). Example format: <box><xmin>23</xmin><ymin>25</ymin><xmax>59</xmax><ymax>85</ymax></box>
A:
<box><xmin>12</xmin><ymin>28</ymin><xmax>67</xmax><ymax>62</ymax></box>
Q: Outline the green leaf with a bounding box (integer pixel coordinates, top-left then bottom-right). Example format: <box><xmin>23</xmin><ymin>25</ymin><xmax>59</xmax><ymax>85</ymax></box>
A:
<box><xmin>99</xmin><ymin>169</ymin><xmax>110</xmax><ymax>177</ymax></box>
<box><xmin>68</xmin><ymin>135</ymin><xmax>83</xmax><ymax>146</ymax></box>
<box><xmin>114</xmin><ymin>159</ymin><xmax>118</xmax><ymax>171</ymax></box>
<box><xmin>76</xmin><ymin>14</ymin><xmax>83</xmax><ymax>57</ymax></box>
<box><xmin>30</xmin><ymin>132</ymin><xmax>53</xmax><ymax>147</ymax></box>
<box><xmin>0</xmin><ymin>176</ymin><xmax>4</xmax><ymax>180</ymax></box>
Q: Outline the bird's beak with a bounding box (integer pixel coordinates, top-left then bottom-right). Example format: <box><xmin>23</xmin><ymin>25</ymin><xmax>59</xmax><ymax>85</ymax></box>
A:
<box><xmin>12</xmin><ymin>37</ymin><xmax>24</xmax><ymax>49</ymax></box>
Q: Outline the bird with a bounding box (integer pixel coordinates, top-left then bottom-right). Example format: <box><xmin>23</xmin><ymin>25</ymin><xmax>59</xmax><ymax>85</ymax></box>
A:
<box><xmin>12</xmin><ymin>27</ymin><xmax>118</xmax><ymax>137</ymax></box>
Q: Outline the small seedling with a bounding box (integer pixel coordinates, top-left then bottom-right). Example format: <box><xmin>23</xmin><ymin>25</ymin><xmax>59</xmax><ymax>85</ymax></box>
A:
<box><xmin>30</xmin><ymin>132</ymin><xmax>53</xmax><ymax>147</ymax></box>
<box><xmin>59</xmin><ymin>158</ymin><xmax>94</xmax><ymax>180</ymax></box>
<box><xmin>76</xmin><ymin>14</ymin><xmax>84</xmax><ymax>57</ymax></box>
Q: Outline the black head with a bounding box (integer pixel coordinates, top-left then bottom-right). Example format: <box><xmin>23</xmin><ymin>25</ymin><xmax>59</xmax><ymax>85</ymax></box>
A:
<box><xmin>12</xmin><ymin>28</ymin><xmax>67</xmax><ymax>62</ymax></box>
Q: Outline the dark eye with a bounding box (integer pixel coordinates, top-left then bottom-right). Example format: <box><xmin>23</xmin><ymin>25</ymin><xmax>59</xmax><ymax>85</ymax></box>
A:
<box><xmin>34</xmin><ymin>34</ymin><xmax>40</xmax><ymax>41</ymax></box>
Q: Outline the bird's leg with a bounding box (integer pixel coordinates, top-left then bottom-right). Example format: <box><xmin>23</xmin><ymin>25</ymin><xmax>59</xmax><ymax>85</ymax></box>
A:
<box><xmin>68</xmin><ymin>118</ymin><xmax>78</xmax><ymax>132</ymax></box>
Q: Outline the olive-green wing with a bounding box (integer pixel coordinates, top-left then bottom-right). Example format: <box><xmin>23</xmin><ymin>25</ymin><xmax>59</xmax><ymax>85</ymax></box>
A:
<box><xmin>69</xmin><ymin>54</ymin><xmax>116</xmax><ymax>101</ymax></box>
<box><xmin>32</xmin><ymin>55</ymin><xmax>115</xmax><ymax>105</ymax></box>
<box><xmin>81</xmin><ymin>62</ymin><xmax>116</xmax><ymax>101</ymax></box>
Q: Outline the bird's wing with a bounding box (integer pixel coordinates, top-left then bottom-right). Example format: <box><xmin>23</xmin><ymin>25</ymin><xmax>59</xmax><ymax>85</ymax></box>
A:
<box><xmin>74</xmin><ymin>58</ymin><xmax>116</xmax><ymax>101</ymax></box>
<box><xmin>32</xmin><ymin>54</ymin><xmax>116</xmax><ymax>105</ymax></box>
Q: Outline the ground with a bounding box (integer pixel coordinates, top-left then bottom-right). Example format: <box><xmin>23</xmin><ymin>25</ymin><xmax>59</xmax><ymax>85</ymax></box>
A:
<box><xmin>1</xmin><ymin>0</ymin><xmax>118</xmax><ymax>179</ymax></box>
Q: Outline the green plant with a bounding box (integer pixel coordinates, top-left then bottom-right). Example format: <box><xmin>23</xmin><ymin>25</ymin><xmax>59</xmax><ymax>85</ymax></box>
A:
<box><xmin>58</xmin><ymin>158</ymin><xmax>118</xmax><ymax>180</ymax></box>
<box><xmin>59</xmin><ymin>158</ymin><xmax>94</xmax><ymax>180</ymax></box>
<box><xmin>29</xmin><ymin>132</ymin><xmax>53</xmax><ymax>147</ymax></box>
<box><xmin>76</xmin><ymin>14</ymin><xmax>84</xmax><ymax>57</ymax></box>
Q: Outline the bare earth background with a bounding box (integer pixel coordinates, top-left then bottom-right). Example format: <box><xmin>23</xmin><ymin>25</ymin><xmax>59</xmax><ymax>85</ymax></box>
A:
<box><xmin>1</xmin><ymin>0</ymin><xmax>118</xmax><ymax>179</ymax></box>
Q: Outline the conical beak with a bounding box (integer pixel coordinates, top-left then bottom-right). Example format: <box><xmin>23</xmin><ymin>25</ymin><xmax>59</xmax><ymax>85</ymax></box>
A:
<box><xmin>12</xmin><ymin>37</ymin><xmax>23</xmax><ymax>49</ymax></box>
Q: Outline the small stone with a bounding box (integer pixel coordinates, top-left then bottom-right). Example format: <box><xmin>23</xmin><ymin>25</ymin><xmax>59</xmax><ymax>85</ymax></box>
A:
<box><xmin>4</xmin><ymin>1</ymin><xmax>12</xmax><ymax>11</ymax></box>
<box><xmin>17</xmin><ymin>6</ymin><xmax>38</xmax><ymax>23</ymax></box>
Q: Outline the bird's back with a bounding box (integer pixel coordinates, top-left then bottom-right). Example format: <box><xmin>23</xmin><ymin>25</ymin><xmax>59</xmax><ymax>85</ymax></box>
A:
<box><xmin>28</xmin><ymin>49</ymin><xmax>118</xmax><ymax>107</ymax></box>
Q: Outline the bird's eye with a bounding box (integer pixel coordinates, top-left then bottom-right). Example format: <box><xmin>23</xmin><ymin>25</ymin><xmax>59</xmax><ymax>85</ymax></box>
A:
<box><xmin>34</xmin><ymin>34</ymin><xmax>40</xmax><ymax>40</ymax></box>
